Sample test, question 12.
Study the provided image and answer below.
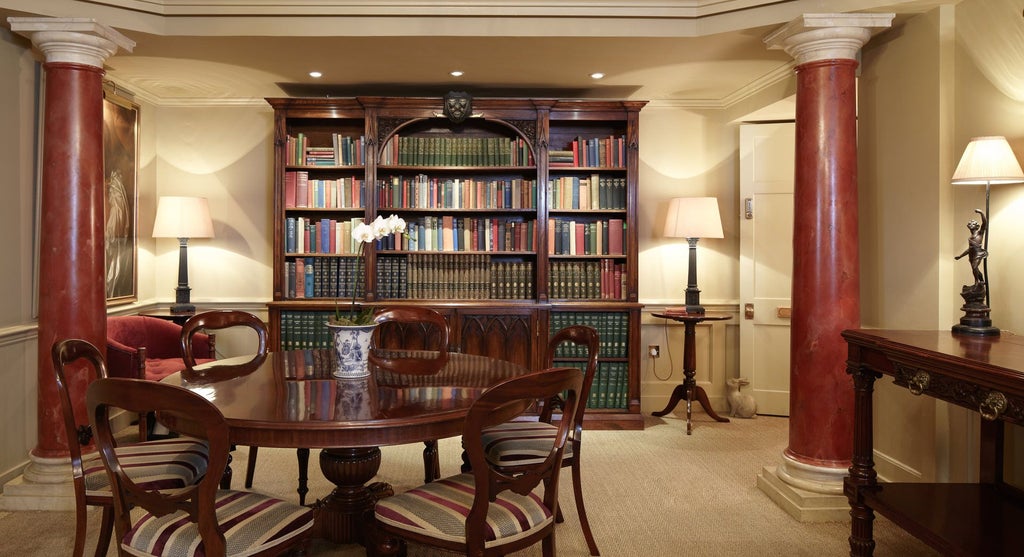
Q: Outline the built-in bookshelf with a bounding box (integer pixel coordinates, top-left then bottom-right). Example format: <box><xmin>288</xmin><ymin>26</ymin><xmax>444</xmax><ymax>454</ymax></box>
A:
<box><xmin>267</xmin><ymin>96</ymin><xmax>645</xmax><ymax>429</ymax></box>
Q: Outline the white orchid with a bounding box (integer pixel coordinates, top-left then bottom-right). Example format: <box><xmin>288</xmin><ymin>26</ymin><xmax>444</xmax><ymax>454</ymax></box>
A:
<box><xmin>352</xmin><ymin>222</ymin><xmax>376</xmax><ymax>244</ymax></box>
<box><xmin>332</xmin><ymin>214</ymin><xmax>407</xmax><ymax>325</ymax></box>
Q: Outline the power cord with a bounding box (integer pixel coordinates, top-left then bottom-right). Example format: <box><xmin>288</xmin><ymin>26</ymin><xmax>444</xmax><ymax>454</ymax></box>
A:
<box><xmin>648</xmin><ymin>316</ymin><xmax>674</xmax><ymax>381</ymax></box>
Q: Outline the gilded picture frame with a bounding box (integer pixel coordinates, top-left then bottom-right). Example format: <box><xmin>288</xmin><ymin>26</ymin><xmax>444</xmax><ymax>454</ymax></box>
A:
<box><xmin>102</xmin><ymin>87</ymin><xmax>139</xmax><ymax>304</ymax></box>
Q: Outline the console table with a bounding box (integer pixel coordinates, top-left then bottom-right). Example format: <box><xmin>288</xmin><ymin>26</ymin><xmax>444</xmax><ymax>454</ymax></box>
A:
<box><xmin>651</xmin><ymin>311</ymin><xmax>732</xmax><ymax>434</ymax></box>
<box><xmin>843</xmin><ymin>329</ymin><xmax>1024</xmax><ymax>557</ymax></box>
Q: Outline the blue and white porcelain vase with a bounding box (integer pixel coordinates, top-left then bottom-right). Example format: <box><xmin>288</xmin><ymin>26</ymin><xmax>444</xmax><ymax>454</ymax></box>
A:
<box><xmin>327</xmin><ymin>323</ymin><xmax>377</xmax><ymax>378</ymax></box>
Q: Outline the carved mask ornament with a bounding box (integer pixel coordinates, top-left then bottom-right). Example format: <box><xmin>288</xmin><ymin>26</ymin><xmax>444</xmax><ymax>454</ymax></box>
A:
<box><xmin>443</xmin><ymin>91</ymin><xmax>472</xmax><ymax>124</ymax></box>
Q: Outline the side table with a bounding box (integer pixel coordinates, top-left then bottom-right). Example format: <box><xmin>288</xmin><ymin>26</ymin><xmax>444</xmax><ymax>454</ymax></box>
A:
<box><xmin>651</xmin><ymin>311</ymin><xmax>732</xmax><ymax>434</ymax></box>
<box><xmin>139</xmin><ymin>308</ymin><xmax>195</xmax><ymax>327</ymax></box>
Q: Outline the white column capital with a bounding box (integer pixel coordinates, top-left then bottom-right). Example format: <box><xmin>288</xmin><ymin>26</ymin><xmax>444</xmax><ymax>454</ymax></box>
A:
<box><xmin>764</xmin><ymin>13</ymin><xmax>894</xmax><ymax>65</ymax></box>
<box><xmin>8</xmin><ymin>17</ymin><xmax>135</xmax><ymax>68</ymax></box>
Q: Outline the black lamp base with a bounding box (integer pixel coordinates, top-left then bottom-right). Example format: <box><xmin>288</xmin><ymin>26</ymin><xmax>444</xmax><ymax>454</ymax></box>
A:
<box><xmin>953</xmin><ymin>283</ymin><xmax>999</xmax><ymax>336</ymax></box>
<box><xmin>170</xmin><ymin>239</ymin><xmax>195</xmax><ymax>316</ymax></box>
<box><xmin>170</xmin><ymin>285</ymin><xmax>194</xmax><ymax>315</ymax></box>
<box><xmin>683</xmin><ymin>238</ymin><xmax>705</xmax><ymax>315</ymax></box>
<box><xmin>170</xmin><ymin>303</ymin><xmax>195</xmax><ymax>315</ymax></box>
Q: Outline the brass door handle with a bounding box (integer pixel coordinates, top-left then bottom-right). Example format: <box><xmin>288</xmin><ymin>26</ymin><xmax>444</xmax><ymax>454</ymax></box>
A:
<box><xmin>744</xmin><ymin>303</ymin><xmax>754</xmax><ymax>319</ymax></box>
<box><xmin>777</xmin><ymin>307</ymin><xmax>791</xmax><ymax>319</ymax></box>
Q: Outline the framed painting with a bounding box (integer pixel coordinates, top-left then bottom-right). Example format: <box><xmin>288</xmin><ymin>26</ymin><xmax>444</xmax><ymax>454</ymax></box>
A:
<box><xmin>102</xmin><ymin>86</ymin><xmax>138</xmax><ymax>305</ymax></box>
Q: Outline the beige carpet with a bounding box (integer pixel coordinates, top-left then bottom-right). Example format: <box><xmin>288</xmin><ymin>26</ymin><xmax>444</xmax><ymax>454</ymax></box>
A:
<box><xmin>0</xmin><ymin>414</ymin><xmax>939</xmax><ymax>556</ymax></box>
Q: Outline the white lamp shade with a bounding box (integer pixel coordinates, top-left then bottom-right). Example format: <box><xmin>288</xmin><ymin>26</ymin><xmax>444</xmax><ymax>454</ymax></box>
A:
<box><xmin>951</xmin><ymin>136</ymin><xmax>1024</xmax><ymax>185</ymax></box>
<box><xmin>664</xmin><ymin>197</ymin><xmax>724</xmax><ymax>239</ymax></box>
<box><xmin>152</xmin><ymin>196</ymin><xmax>215</xmax><ymax>238</ymax></box>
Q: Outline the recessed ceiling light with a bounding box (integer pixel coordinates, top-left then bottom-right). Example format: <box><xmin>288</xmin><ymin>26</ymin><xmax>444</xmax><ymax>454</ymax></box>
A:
<box><xmin>450</xmin><ymin>70</ymin><xmax>464</xmax><ymax>77</ymax></box>
<box><xmin>590</xmin><ymin>72</ymin><xmax>605</xmax><ymax>80</ymax></box>
<box><xmin>309</xmin><ymin>71</ymin><xmax>322</xmax><ymax>78</ymax></box>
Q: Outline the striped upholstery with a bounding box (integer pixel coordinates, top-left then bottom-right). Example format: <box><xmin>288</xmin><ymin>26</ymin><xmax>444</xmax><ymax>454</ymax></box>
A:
<box><xmin>482</xmin><ymin>422</ymin><xmax>573</xmax><ymax>467</ymax></box>
<box><xmin>82</xmin><ymin>437</ymin><xmax>210</xmax><ymax>495</ymax></box>
<box><xmin>121</xmin><ymin>490</ymin><xmax>314</xmax><ymax>557</ymax></box>
<box><xmin>375</xmin><ymin>473</ymin><xmax>555</xmax><ymax>548</ymax></box>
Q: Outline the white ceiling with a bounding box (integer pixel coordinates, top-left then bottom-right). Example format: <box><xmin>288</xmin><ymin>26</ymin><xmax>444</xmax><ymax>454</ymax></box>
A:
<box><xmin>0</xmin><ymin>0</ymin><xmax>954</xmax><ymax>107</ymax></box>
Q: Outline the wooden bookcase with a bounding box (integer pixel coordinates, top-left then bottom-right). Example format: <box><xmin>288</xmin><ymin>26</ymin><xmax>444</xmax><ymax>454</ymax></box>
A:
<box><xmin>266</xmin><ymin>96</ymin><xmax>646</xmax><ymax>429</ymax></box>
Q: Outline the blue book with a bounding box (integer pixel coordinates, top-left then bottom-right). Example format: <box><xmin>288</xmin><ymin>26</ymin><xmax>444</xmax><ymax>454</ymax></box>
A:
<box><xmin>304</xmin><ymin>257</ymin><xmax>315</xmax><ymax>297</ymax></box>
<box><xmin>285</xmin><ymin>217</ymin><xmax>296</xmax><ymax>253</ymax></box>
<box><xmin>320</xmin><ymin>218</ymin><xmax>330</xmax><ymax>254</ymax></box>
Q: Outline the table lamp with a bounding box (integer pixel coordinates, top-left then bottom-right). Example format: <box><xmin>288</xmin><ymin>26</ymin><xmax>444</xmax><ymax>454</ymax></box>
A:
<box><xmin>950</xmin><ymin>136</ymin><xmax>1024</xmax><ymax>335</ymax></box>
<box><xmin>152</xmin><ymin>196</ymin><xmax>214</xmax><ymax>315</ymax></box>
<box><xmin>664</xmin><ymin>197</ymin><xmax>724</xmax><ymax>314</ymax></box>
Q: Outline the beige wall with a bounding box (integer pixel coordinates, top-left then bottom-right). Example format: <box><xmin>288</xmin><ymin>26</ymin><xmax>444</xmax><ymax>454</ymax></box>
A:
<box><xmin>858</xmin><ymin>0</ymin><xmax>1024</xmax><ymax>483</ymax></box>
<box><xmin>0</xmin><ymin>27</ymin><xmax>41</xmax><ymax>483</ymax></box>
<box><xmin>951</xmin><ymin>0</ymin><xmax>1024</xmax><ymax>483</ymax></box>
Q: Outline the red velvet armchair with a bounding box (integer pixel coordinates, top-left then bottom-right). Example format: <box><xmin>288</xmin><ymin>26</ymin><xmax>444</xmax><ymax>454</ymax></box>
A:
<box><xmin>106</xmin><ymin>315</ymin><xmax>216</xmax><ymax>382</ymax></box>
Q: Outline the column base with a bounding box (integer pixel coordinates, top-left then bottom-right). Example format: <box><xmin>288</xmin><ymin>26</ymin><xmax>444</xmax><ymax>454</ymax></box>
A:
<box><xmin>0</xmin><ymin>455</ymin><xmax>75</xmax><ymax>511</ymax></box>
<box><xmin>756</xmin><ymin>464</ymin><xmax>850</xmax><ymax>522</ymax></box>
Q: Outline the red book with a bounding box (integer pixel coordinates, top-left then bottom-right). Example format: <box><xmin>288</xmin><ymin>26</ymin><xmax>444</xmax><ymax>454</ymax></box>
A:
<box><xmin>295</xmin><ymin>258</ymin><xmax>305</xmax><ymax>298</ymax></box>
<box><xmin>610</xmin><ymin>264</ymin><xmax>618</xmax><ymax>301</ymax></box>
<box><xmin>547</xmin><ymin>218</ymin><xmax>556</xmax><ymax>255</ymax></box>
<box><xmin>295</xmin><ymin>170</ymin><xmax>309</xmax><ymax>208</ymax></box>
<box><xmin>442</xmin><ymin>215</ymin><xmax>454</xmax><ymax>251</ymax></box>
<box><xmin>285</xmin><ymin>171</ymin><xmax>297</xmax><ymax>208</ymax></box>
<box><xmin>608</xmin><ymin>218</ymin><xmax>624</xmax><ymax>255</ymax></box>
<box><xmin>574</xmin><ymin>223</ymin><xmax>585</xmax><ymax>256</ymax></box>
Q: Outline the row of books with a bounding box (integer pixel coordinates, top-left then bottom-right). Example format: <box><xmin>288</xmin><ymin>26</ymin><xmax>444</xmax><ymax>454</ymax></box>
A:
<box><xmin>549</xmin><ymin>260</ymin><xmax>626</xmax><ymax>300</ymax></box>
<box><xmin>286</xmin><ymin>133</ymin><xmax>366</xmax><ymax>166</ymax></box>
<box><xmin>549</xmin><ymin>135</ymin><xmax>627</xmax><ymax>168</ymax></box>
<box><xmin>285</xmin><ymin>257</ymin><xmax>625</xmax><ymax>301</ymax></box>
<box><xmin>380</xmin><ymin>135</ymin><xmax>534</xmax><ymax>167</ymax></box>
<box><xmin>548</xmin><ymin>218</ymin><xmax>625</xmax><ymax>256</ymax></box>
<box><xmin>548</xmin><ymin>175</ymin><xmax>627</xmax><ymax>210</ymax></box>
<box><xmin>280</xmin><ymin>311</ymin><xmax>335</xmax><ymax>350</ymax></box>
<box><xmin>285</xmin><ymin>217</ymin><xmax>365</xmax><ymax>255</ymax></box>
<box><xmin>377</xmin><ymin>175</ymin><xmax>536</xmax><ymax>210</ymax></box>
<box><xmin>377</xmin><ymin>216</ymin><xmax>537</xmax><ymax>253</ymax></box>
<box><xmin>284</xmin><ymin>171</ymin><xmax>366</xmax><ymax>209</ymax></box>
<box><xmin>285</xmin><ymin>258</ymin><xmax>364</xmax><ymax>299</ymax></box>
<box><xmin>550</xmin><ymin>311</ymin><xmax>630</xmax><ymax>358</ymax></box>
<box><xmin>557</xmin><ymin>360</ymin><xmax>629</xmax><ymax>409</ymax></box>
<box><xmin>399</xmin><ymin>254</ymin><xmax>535</xmax><ymax>300</ymax></box>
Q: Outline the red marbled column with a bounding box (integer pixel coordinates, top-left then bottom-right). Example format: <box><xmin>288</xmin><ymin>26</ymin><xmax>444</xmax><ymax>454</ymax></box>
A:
<box><xmin>787</xmin><ymin>58</ymin><xmax>860</xmax><ymax>468</ymax></box>
<box><xmin>32</xmin><ymin>62</ymin><xmax>107</xmax><ymax>459</ymax></box>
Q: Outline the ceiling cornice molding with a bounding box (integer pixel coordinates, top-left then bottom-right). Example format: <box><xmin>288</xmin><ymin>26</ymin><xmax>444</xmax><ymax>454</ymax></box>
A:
<box><xmin>1</xmin><ymin>1</ymin><xmax>939</xmax><ymax>37</ymax></box>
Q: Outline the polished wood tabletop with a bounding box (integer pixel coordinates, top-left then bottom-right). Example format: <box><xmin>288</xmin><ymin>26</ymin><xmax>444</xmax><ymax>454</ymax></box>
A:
<box><xmin>162</xmin><ymin>349</ymin><xmax>531</xmax><ymax>449</ymax></box>
<box><xmin>162</xmin><ymin>348</ymin><xmax>531</xmax><ymax>546</ymax></box>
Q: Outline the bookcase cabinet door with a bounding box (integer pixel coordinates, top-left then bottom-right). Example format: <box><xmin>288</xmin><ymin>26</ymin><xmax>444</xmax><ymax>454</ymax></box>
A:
<box><xmin>452</xmin><ymin>309</ymin><xmax>536</xmax><ymax>370</ymax></box>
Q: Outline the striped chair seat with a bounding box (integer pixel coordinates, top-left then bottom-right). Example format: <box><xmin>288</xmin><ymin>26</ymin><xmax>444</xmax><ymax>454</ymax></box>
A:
<box><xmin>481</xmin><ymin>422</ymin><xmax>573</xmax><ymax>467</ymax></box>
<box><xmin>374</xmin><ymin>473</ymin><xmax>555</xmax><ymax>549</ymax></box>
<box><xmin>82</xmin><ymin>437</ymin><xmax>210</xmax><ymax>495</ymax></box>
<box><xmin>120</xmin><ymin>490</ymin><xmax>314</xmax><ymax>557</ymax></box>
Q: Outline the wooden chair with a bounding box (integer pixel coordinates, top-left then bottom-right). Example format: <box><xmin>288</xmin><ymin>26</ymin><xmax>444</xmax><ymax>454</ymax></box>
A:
<box><xmin>473</xmin><ymin>325</ymin><xmax>602</xmax><ymax>555</ymax></box>
<box><xmin>369</xmin><ymin>366</ymin><xmax>583</xmax><ymax>557</ymax></box>
<box><xmin>372</xmin><ymin>306</ymin><xmax>450</xmax><ymax>482</ymax></box>
<box><xmin>86</xmin><ymin>377</ymin><xmax>314</xmax><ymax>557</ymax></box>
<box><xmin>52</xmin><ymin>339</ymin><xmax>210</xmax><ymax>557</ymax></box>
<box><xmin>178</xmin><ymin>311</ymin><xmax>300</xmax><ymax>499</ymax></box>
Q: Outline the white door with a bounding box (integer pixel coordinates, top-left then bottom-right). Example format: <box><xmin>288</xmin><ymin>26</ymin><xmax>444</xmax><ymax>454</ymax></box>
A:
<box><xmin>739</xmin><ymin>122</ymin><xmax>794</xmax><ymax>416</ymax></box>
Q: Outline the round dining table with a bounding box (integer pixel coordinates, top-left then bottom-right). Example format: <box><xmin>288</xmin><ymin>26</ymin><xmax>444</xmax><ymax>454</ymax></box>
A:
<box><xmin>161</xmin><ymin>348</ymin><xmax>530</xmax><ymax>546</ymax></box>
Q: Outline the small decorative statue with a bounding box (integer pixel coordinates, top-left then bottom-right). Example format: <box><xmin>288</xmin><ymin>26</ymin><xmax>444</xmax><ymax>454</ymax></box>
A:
<box><xmin>726</xmin><ymin>377</ymin><xmax>757</xmax><ymax>419</ymax></box>
<box><xmin>954</xmin><ymin>209</ymin><xmax>988</xmax><ymax>289</ymax></box>
<box><xmin>953</xmin><ymin>208</ymin><xmax>999</xmax><ymax>336</ymax></box>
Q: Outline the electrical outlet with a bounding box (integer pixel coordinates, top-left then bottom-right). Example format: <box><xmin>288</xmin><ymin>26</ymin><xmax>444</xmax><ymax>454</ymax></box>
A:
<box><xmin>648</xmin><ymin>344</ymin><xmax>660</xmax><ymax>358</ymax></box>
